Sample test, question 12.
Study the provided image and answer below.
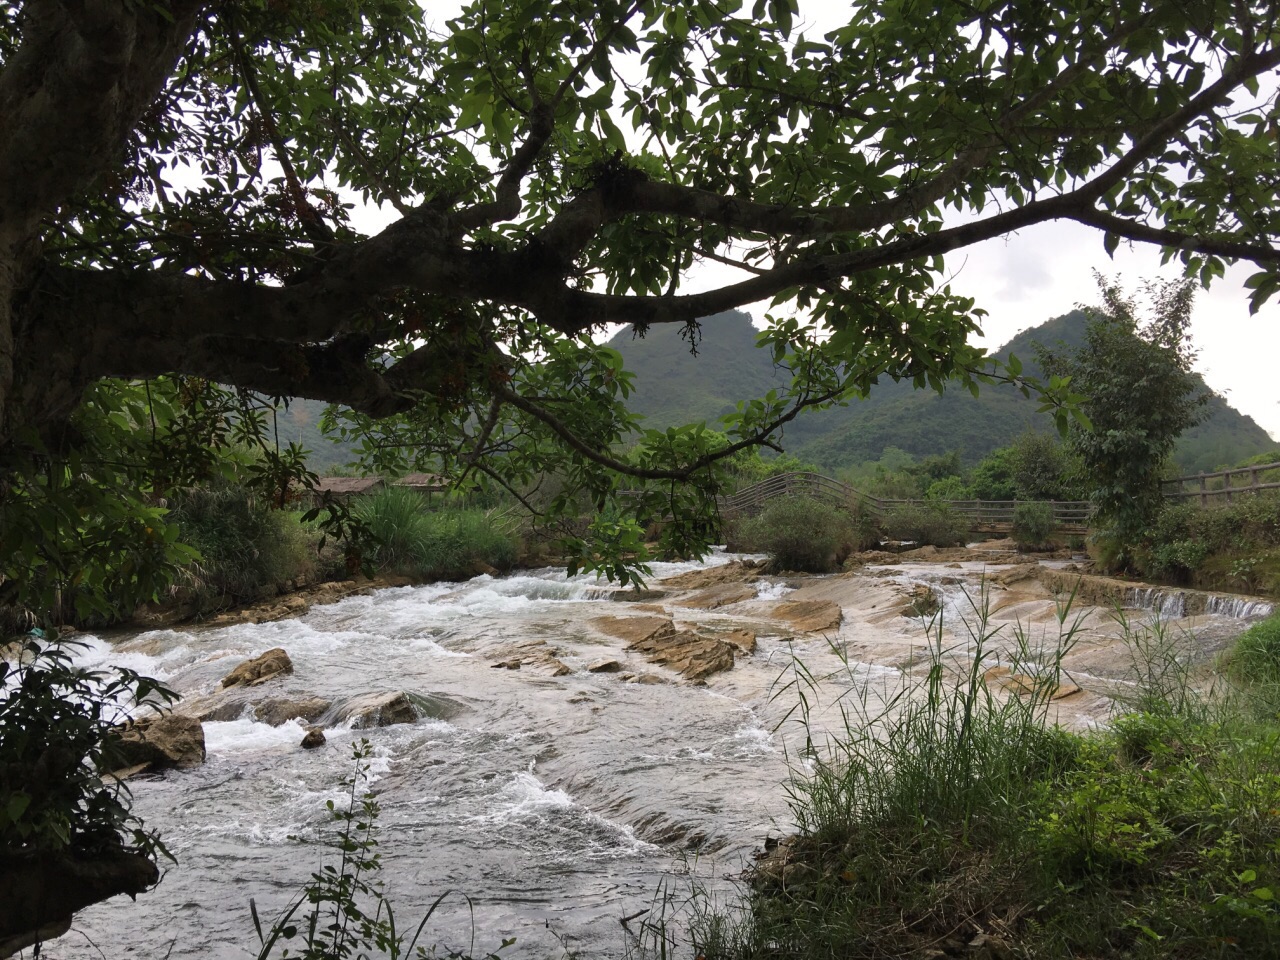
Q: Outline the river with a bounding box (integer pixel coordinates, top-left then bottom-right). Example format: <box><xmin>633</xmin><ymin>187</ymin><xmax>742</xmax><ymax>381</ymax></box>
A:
<box><xmin>64</xmin><ymin>555</ymin><xmax>815</xmax><ymax>960</ymax></box>
<box><xmin>54</xmin><ymin>551</ymin><xmax>1273</xmax><ymax>959</ymax></box>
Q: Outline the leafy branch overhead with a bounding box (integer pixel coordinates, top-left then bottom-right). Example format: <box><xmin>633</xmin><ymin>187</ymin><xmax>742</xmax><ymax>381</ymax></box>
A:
<box><xmin>0</xmin><ymin>0</ymin><xmax>1279</xmax><ymax>576</ymax></box>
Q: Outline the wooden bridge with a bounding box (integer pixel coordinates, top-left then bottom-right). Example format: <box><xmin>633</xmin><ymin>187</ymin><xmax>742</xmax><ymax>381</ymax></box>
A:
<box><xmin>720</xmin><ymin>472</ymin><xmax>1093</xmax><ymax>536</ymax></box>
<box><xmin>1161</xmin><ymin>460</ymin><xmax>1280</xmax><ymax>506</ymax></box>
<box><xmin>721</xmin><ymin>460</ymin><xmax>1280</xmax><ymax>536</ymax></box>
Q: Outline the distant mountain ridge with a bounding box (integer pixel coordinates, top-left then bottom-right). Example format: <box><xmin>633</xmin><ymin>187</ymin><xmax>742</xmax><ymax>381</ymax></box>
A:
<box><xmin>607</xmin><ymin>310</ymin><xmax>1277</xmax><ymax>474</ymax></box>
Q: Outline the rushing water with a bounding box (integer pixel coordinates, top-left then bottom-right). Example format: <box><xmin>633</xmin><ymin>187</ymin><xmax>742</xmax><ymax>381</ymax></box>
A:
<box><xmin>48</xmin><ymin>554</ymin><xmax>1277</xmax><ymax>959</ymax></box>
<box><xmin>65</xmin><ymin>557</ymin><xmax>804</xmax><ymax>960</ymax></box>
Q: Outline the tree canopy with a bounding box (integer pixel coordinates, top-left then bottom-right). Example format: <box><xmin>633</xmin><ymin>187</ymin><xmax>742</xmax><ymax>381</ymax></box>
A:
<box><xmin>3</xmin><ymin>1</ymin><xmax>1280</xmax><ymax>941</ymax></box>
<box><xmin>1040</xmin><ymin>277</ymin><xmax>1210</xmax><ymax>566</ymax></box>
<box><xmin>2</xmin><ymin>0</ymin><xmax>1280</xmax><ymax>588</ymax></box>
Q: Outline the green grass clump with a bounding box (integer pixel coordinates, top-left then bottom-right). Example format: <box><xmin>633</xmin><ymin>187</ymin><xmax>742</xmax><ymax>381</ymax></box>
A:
<box><xmin>352</xmin><ymin>487</ymin><xmax>517</xmax><ymax>580</ymax></box>
<box><xmin>733</xmin><ymin>496</ymin><xmax>856</xmax><ymax>572</ymax></box>
<box><xmin>1227</xmin><ymin>613</ymin><xmax>1280</xmax><ymax>686</ymax></box>
<box><xmin>671</xmin><ymin>597</ymin><xmax>1280</xmax><ymax>960</ymax></box>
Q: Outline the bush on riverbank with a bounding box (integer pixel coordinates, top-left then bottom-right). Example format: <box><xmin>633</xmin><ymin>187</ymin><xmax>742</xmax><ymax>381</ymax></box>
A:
<box><xmin>1011</xmin><ymin>500</ymin><xmax>1056</xmax><ymax>550</ymax></box>
<box><xmin>731</xmin><ymin>496</ymin><xmax>860</xmax><ymax>572</ymax></box>
<box><xmin>681</xmin><ymin>604</ymin><xmax>1280</xmax><ymax>960</ymax></box>
<box><xmin>352</xmin><ymin>487</ymin><xmax>517</xmax><ymax>579</ymax></box>
<box><xmin>1136</xmin><ymin>492</ymin><xmax>1280</xmax><ymax>595</ymax></box>
<box><xmin>877</xmin><ymin>500</ymin><xmax>966</xmax><ymax>546</ymax></box>
<box><xmin>170</xmin><ymin>483</ymin><xmax>318</xmax><ymax>610</ymax></box>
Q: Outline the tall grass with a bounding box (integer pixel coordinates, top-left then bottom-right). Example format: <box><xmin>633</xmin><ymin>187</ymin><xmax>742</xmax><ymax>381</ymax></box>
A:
<box><xmin>352</xmin><ymin>487</ymin><xmax>517</xmax><ymax>580</ymax></box>
<box><xmin>643</xmin><ymin>589</ymin><xmax>1280</xmax><ymax>960</ymax></box>
<box><xmin>782</xmin><ymin>587</ymin><xmax>1082</xmax><ymax>845</ymax></box>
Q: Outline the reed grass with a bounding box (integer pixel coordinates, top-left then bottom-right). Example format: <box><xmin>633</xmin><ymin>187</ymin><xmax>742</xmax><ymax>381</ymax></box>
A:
<box><xmin>352</xmin><ymin>487</ymin><xmax>517</xmax><ymax>580</ymax></box>
<box><xmin>635</xmin><ymin>588</ymin><xmax>1280</xmax><ymax>960</ymax></box>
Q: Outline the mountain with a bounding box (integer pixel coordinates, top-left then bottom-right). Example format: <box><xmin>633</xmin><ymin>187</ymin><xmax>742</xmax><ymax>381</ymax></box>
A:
<box><xmin>269</xmin><ymin>397</ymin><xmax>362</xmax><ymax>474</ymax></box>
<box><xmin>606</xmin><ymin>310</ymin><xmax>1277</xmax><ymax>474</ymax></box>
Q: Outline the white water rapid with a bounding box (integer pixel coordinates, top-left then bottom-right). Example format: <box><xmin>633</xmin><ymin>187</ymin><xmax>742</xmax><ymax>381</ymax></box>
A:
<box><xmin>67</xmin><ymin>556</ymin><xmax>800</xmax><ymax>960</ymax></box>
<box><xmin>53</xmin><ymin>552</ymin><xmax>1275</xmax><ymax>959</ymax></box>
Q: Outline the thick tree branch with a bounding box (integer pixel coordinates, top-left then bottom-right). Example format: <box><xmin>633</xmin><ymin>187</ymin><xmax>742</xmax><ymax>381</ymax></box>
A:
<box><xmin>0</xmin><ymin>0</ymin><xmax>203</xmax><ymax>246</ymax></box>
<box><xmin>494</xmin><ymin>381</ymin><xmax>845</xmax><ymax>481</ymax></box>
<box><xmin>1070</xmin><ymin>208</ymin><xmax>1280</xmax><ymax>263</ymax></box>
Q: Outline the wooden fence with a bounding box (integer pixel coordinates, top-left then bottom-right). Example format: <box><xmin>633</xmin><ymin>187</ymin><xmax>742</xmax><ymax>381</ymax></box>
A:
<box><xmin>1161</xmin><ymin>460</ymin><xmax>1280</xmax><ymax>506</ymax></box>
<box><xmin>721</xmin><ymin>472</ymin><xmax>1093</xmax><ymax>535</ymax></box>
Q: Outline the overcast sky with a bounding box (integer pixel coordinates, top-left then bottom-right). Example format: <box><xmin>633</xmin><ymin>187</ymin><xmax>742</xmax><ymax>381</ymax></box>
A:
<box><xmin>950</xmin><ymin>223</ymin><xmax>1280</xmax><ymax>441</ymax></box>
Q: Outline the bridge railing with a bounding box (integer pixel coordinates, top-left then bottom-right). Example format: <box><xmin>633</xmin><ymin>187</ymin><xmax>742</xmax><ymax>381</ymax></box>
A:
<box><xmin>721</xmin><ymin>472</ymin><xmax>1092</xmax><ymax>532</ymax></box>
<box><xmin>1161</xmin><ymin>460</ymin><xmax>1280</xmax><ymax>506</ymax></box>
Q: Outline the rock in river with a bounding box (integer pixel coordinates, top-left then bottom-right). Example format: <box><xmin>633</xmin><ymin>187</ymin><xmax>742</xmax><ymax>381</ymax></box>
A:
<box><xmin>770</xmin><ymin>599</ymin><xmax>843</xmax><ymax>633</ymax></box>
<box><xmin>300</xmin><ymin>727</ymin><xmax>327</xmax><ymax>749</ymax></box>
<box><xmin>110</xmin><ymin>714</ymin><xmax>206</xmax><ymax>771</ymax></box>
<box><xmin>221</xmin><ymin>647</ymin><xmax>293</xmax><ymax>688</ymax></box>
<box><xmin>256</xmin><ymin>696</ymin><xmax>332</xmax><ymax>726</ymax></box>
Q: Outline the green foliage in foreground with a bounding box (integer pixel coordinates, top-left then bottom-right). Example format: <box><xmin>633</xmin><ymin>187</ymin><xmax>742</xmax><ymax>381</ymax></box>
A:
<box><xmin>673</xmin><ymin>601</ymin><xmax>1280</xmax><ymax>960</ymax></box>
<box><xmin>0</xmin><ymin>633</ymin><xmax>176</xmax><ymax>859</ymax></box>
<box><xmin>352</xmin><ymin>489</ymin><xmax>517</xmax><ymax>580</ymax></box>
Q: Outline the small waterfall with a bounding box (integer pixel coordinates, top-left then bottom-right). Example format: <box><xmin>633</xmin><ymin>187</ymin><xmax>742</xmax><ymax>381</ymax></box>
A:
<box><xmin>1126</xmin><ymin>586</ymin><xmax>1274</xmax><ymax>620</ymax></box>
<box><xmin>1126</xmin><ymin>587</ymin><xmax>1186</xmax><ymax>619</ymax></box>
<box><xmin>1205</xmin><ymin>595</ymin><xmax>1275</xmax><ymax>619</ymax></box>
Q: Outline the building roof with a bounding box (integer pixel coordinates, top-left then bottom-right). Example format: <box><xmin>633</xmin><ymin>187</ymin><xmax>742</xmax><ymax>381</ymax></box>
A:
<box><xmin>394</xmin><ymin>472</ymin><xmax>449</xmax><ymax>491</ymax></box>
<box><xmin>314</xmin><ymin>476</ymin><xmax>385</xmax><ymax>496</ymax></box>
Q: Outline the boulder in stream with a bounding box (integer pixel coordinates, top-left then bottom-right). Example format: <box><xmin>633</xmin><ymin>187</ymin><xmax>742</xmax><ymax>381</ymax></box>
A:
<box><xmin>587</xmin><ymin>658</ymin><xmax>623</xmax><ymax>673</ymax></box>
<box><xmin>717</xmin><ymin>628</ymin><xmax>757</xmax><ymax>654</ymax></box>
<box><xmin>333</xmin><ymin>691</ymin><xmax>470</xmax><ymax>728</ymax></box>
<box><xmin>221</xmin><ymin>647</ymin><xmax>293</xmax><ymax>688</ymax></box>
<box><xmin>300</xmin><ymin>727</ymin><xmax>327</xmax><ymax>749</ymax></box>
<box><xmin>256</xmin><ymin>696</ymin><xmax>332</xmax><ymax>726</ymax></box>
<box><xmin>627</xmin><ymin>627</ymin><xmax>735</xmax><ymax>681</ymax></box>
<box><xmin>110</xmin><ymin>714</ymin><xmax>206</xmax><ymax>771</ymax></box>
<box><xmin>338</xmin><ymin>691</ymin><xmax>420</xmax><ymax>728</ymax></box>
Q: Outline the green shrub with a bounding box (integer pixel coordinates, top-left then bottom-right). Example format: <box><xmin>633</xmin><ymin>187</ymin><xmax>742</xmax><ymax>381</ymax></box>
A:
<box><xmin>171</xmin><ymin>482</ymin><xmax>316</xmax><ymax>606</ymax></box>
<box><xmin>923</xmin><ymin>475</ymin><xmax>971</xmax><ymax>501</ymax></box>
<box><xmin>352</xmin><ymin>488</ymin><xmax>517</xmax><ymax>579</ymax></box>
<box><xmin>1135</xmin><ymin>494</ymin><xmax>1280</xmax><ymax>591</ymax></box>
<box><xmin>879</xmin><ymin>500</ymin><xmax>966</xmax><ymax>546</ymax></box>
<box><xmin>1011</xmin><ymin>501</ymin><xmax>1056</xmax><ymax>550</ymax></box>
<box><xmin>734</xmin><ymin>496</ymin><xmax>856</xmax><ymax>572</ymax></box>
<box><xmin>1227</xmin><ymin>614</ymin><xmax>1280</xmax><ymax>686</ymax></box>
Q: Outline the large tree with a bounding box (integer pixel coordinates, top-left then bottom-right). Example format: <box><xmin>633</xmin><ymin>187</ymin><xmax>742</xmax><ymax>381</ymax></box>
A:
<box><xmin>1040</xmin><ymin>277</ymin><xmax>1210</xmax><ymax>567</ymax></box>
<box><xmin>2</xmin><ymin>0</ymin><xmax>1279</xmax><ymax>518</ymax></box>
<box><xmin>2</xmin><ymin>0</ymin><xmax>1280</xmax><ymax>943</ymax></box>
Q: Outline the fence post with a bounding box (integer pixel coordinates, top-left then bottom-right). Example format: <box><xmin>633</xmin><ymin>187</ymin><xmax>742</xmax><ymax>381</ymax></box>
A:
<box><xmin>1199</xmin><ymin>473</ymin><xmax>1207</xmax><ymax>508</ymax></box>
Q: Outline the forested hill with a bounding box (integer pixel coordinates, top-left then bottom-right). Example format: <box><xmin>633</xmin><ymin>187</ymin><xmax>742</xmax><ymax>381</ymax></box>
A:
<box><xmin>607</xmin><ymin>310</ymin><xmax>1277</xmax><ymax>474</ymax></box>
